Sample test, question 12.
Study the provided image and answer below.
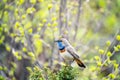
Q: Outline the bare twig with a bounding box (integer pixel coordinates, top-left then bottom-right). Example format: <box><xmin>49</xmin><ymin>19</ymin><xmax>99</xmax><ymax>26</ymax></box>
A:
<box><xmin>102</xmin><ymin>29</ymin><xmax>120</xmax><ymax>62</ymax></box>
<box><xmin>73</xmin><ymin>0</ymin><xmax>82</xmax><ymax>41</ymax></box>
<box><xmin>59</xmin><ymin>0</ymin><xmax>67</xmax><ymax>35</ymax></box>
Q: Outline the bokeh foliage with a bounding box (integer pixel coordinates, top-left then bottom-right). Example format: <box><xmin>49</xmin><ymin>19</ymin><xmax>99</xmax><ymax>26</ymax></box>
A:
<box><xmin>0</xmin><ymin>0</ymin><xmax>120</xmax><ymax>80</ymax></box>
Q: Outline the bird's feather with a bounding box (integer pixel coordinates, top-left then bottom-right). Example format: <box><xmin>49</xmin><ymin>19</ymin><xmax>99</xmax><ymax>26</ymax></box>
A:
<box><xmin>66</xmin><ymin>46</ymin><xmax>86</xmax><ymax>68</ymax></box>
<box><xmin>60</xmin><ymin>49</ymin><xmax>74</xmax><ymax>61</ymax></box>
<box><xmin>59</xmin><ymin>49</ymin><xmax>66</xmax><ymax>53</ymax></box>
<box><xmin>74</xmin><ymin>58</ymin><xmax>86</xmax><ymax>68</ymax></box>
<box><xmin>56</xmin><ymin>38</ymin><xmax>86</xmax><ymax>68</ymax></box>
<box><xmin>66</xmin><ymin>46</ymin><xmax>79</xmax><ymax>59</ymax></box>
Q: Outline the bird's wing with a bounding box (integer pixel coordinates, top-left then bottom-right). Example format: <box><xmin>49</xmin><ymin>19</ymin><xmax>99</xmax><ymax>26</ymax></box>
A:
<box><xmin>66</xmin><ymin>46</ymin><xmax>80</xmax><ymax>59</ymax></box>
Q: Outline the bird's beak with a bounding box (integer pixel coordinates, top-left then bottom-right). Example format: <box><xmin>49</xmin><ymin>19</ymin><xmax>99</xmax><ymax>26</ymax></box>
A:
<box><xmin>54</xmin><ymin>40</ymin><xmax>58</xmax><ymax>42</ymax></box>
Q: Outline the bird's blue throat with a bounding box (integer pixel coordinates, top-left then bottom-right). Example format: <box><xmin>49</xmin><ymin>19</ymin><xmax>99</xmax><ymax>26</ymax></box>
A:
<box><xmin>57</xmin><ymin>41</ymin><xmax>65</xmax><ymax>50</ymax></box>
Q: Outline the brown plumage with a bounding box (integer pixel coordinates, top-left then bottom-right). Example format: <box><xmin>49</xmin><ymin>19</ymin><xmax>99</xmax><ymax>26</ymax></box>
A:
<box><xmin>74</xmin><ymin>58</ymin><xmax>86</xmax><ymax>68</ymax></box>
<box><xmin>59</xmin><ymin>49</ymin><xmax>66</xmax><ymax>53</ymax></box>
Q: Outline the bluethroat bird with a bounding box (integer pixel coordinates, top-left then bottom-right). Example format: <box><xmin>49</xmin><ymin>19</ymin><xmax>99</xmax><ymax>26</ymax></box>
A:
<box><xmin>55</xmin><ymin>38</ymin><xmax>86</xmax><ymax>68</ymax></box>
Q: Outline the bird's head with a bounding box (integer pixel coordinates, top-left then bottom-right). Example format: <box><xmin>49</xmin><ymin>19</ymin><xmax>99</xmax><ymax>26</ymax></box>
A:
<box><xmin>55</xmin><ymin>38</ymin><xmax>70</xmax><ymax>50</ymax></box>
<box><xmin>55</xmin><ymin>39</ymin><xmax>65</xmax><ymax>50</ymax></box>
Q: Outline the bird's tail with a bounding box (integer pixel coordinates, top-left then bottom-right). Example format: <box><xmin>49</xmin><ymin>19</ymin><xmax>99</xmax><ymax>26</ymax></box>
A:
<box><xmin>75</xmin><ymin>58</ymin><xmax>86</xmax><ymax>68</ymax></box>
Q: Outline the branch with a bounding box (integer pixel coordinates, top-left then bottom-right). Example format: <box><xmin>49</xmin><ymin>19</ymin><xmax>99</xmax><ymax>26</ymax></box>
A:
<box><xmin>73</xmin><ymin>0</ymin><xmax>82</xmax><ymax>40</ymax></box>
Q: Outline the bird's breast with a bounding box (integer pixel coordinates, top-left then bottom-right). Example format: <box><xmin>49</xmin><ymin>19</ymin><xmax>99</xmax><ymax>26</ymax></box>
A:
<box><xmin>59</xmin><ymin>50</ymin><xmax>73</xmax><ymax>61</ymax></box>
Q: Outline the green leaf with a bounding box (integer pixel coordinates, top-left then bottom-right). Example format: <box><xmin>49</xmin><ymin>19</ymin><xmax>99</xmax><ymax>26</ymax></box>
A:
<box><xmin>34</xmin><ymin>40</ymin><xmax>42</xmax><ymax>53</ymax></box>
<box><xmin>19</xmin><ymin>0</ymin><xmax>25</xmax><ymax>5</ymax></box>
<box><xmin>98</xmin><ymin>0</ymin><xmax>106</xmax><ymax>8</ymax></box>
<box><xmin>105</xmin><ymin>14</ymin><xmax>116</xmax><ymax>27</ymax></box>
<box><xmin>30</xmin><ymin>0</ymin><xmax>36</xmax><ymax>4</ymax></box>
<box><xmin>26</xmin><ymin>7</ymin><xmax>36</xmax><ymax>14</ymax></box>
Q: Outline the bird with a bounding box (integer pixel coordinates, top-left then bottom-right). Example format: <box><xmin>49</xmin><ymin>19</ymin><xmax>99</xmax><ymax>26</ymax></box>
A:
<box><xmin>55</xmin><ymin>38</ymin><xmax>86</xmax><ymax>68</ymax></box>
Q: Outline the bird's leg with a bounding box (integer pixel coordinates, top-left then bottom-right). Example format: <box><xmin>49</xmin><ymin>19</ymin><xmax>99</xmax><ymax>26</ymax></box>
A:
<box><xmin>65</xmin><ymin>59</ymin><xmax>75</xmax><ymax>67</ymax></box>
<box><xmin>61</xmin><ymin>58</ymin><xmax>69</xmax><ymax>66</ymax></box>
<box><xmin>69</xmin><ymin>60</ymin><xmax>74</xmax><ymax>65</ymax></box>
<box><xmin>62</xmin><ymin>58</ymin><xmax>74</xmax><ymax>67</ymax></box>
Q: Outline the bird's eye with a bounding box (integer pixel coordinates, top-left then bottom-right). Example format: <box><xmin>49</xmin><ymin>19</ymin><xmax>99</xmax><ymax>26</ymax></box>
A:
<box><xmin>58</xmin><ymin>40</ymin><xmax>62</xmax><ymax>42</ymax></box>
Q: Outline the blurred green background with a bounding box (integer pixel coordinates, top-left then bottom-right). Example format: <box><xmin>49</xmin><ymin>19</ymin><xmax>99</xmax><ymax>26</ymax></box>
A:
<box><xmin>0</xmin><ymin>0</ymin><xmax>120</xmax><ymax>80</ymax></box>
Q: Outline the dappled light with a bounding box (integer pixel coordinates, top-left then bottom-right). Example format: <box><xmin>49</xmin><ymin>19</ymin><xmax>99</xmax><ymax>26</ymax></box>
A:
<box><xmin>0</xmin><ymin>0</ymin><xmax>120</xmax><ymax>80</ymax></box>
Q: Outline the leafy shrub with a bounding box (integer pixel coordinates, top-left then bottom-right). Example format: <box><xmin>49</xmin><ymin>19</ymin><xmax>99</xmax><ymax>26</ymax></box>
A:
<box><xmin>57</xmin><ymin>66</ymin><xmax>78</xmax><ymax>80</ymax></box>
<box><xmin>29</xmin><ymin>66</ymin><xmax>79</xmax><ymax>80</ymax></box>
<box><xmin>0</xmin><ymin>75</ymin><xmax>5</xmax><ymax>80</ymax></box>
